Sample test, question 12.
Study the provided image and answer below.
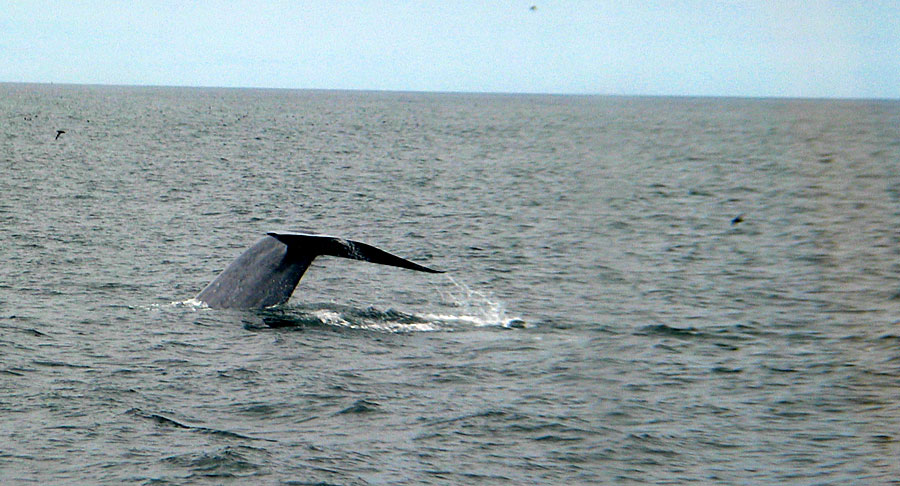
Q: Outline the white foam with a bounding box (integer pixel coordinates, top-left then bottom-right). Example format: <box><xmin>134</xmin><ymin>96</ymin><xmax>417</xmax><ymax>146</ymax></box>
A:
<box><xmin>312</xmin><ymin>308</ymin><xmax>442</xmax><ymax>332</ymax></box>
<box><xmin>312</xmin><ymin>309</ymin><xmax>350</xmax><ymax>327</ymax></box>
<box><xmin>168</xmin><ymin>298</ymin><xmax>208</xmax><ymax>310</ymax></box>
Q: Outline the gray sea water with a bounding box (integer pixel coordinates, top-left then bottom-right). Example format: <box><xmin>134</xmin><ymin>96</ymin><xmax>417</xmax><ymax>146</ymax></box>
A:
<box><xmin>2</xmin><ymin>83</ymin><xmax>899</xmax><ymax>484</ymax></box>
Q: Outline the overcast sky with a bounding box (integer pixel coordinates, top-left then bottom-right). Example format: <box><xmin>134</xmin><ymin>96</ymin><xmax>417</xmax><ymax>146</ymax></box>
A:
<box><xmin>2</xmin><ymin>1</ymin><xmax>898</xmax><ymax>98</ymax></box>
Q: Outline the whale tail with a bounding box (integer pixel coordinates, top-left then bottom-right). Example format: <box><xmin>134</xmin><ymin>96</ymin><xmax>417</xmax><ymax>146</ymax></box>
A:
<box><xmin>196</xmin><ymin>231</ymin><xmax>442</xmax><ymax>309</ymax></box>
<box><xmin>267</xmin><ymin>232</ymin><xmax>443</xmax><ymax>274</ymax></box>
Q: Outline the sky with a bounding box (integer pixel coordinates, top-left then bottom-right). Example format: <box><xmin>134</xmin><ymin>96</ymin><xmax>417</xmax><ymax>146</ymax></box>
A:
<box><xmin>2</xmin><ymin>1</ymin><xmax>898</xmax><ymax>99</ymax></box>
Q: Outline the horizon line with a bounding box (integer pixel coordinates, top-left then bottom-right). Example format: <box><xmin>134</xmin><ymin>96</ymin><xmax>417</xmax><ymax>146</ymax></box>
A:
<box><xmin>2</xmin><ymin>80</ymin><xmax>897</xmax><ymax>103</ymax></box>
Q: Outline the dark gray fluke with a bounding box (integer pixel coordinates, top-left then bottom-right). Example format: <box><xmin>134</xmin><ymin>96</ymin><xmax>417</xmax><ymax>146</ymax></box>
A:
<box><xmin>55</xmin><ymin>130</ymin><xmax>65</xmax><ymax>140</ymax></box>
<box><xmin>195</xmin><ymin>231</ymin><xmax>443</xmax><ymax>309</ymax></box>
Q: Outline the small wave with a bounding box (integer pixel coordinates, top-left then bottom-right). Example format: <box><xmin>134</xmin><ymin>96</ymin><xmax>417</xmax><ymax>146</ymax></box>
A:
<box><xmin>638</xmin><ymin>323</ymin><xmax>705</xmax><ymax>338</ymax></box>
<box><xmin>336</xmin><ymin>399</ymin><xmax>380</xmax><ymax>415</ymax></box>
<box><xmin>127</xmin><ymin>408</ymin><xmax>275</xmax><ymax>442</ymax></box>
<box><xmin>162</xmin><ymin>446</ymin><xmax>266</xmax><ymax>478</ymax></box>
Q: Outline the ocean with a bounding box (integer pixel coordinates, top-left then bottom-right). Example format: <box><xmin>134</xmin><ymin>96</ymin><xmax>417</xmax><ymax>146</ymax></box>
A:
<box><xmin>1</xmin><ymin>83</ymin><xmax>899</xmax><ymax>484</ymax></box>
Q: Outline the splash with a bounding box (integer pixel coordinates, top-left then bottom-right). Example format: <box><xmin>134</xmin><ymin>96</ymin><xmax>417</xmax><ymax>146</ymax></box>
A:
<box><xmin>259</xmin><ymin>277</ymin><xmax>527</xmax><ymax>333</ymax></box>
<box><xmin>159</xmin><ymin>276</ymin><xmax>525</xmax><ymax>332</ymax></box>
<box><xmin>426</xmin><ymin>275</ymin><xmax>526</xmax><ymax>329</ymax></box>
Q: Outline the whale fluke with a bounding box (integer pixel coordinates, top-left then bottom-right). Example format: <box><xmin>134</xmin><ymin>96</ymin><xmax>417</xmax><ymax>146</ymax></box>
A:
<box><xmin>196</xmin><ymin>231</ymin><xmax>443</xmax><ymax>309</ymax></box>
<box><xmin>266</xmin><ymin>232</ymin><xmax>442</xmax><ymax>274</ymax></box>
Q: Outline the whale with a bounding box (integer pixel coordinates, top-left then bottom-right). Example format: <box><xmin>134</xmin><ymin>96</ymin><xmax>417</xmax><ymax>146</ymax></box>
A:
<box><xmin>195</xmin><ymin>231</ymin><xmax>443</xmax><ymax>309</ymax></box>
